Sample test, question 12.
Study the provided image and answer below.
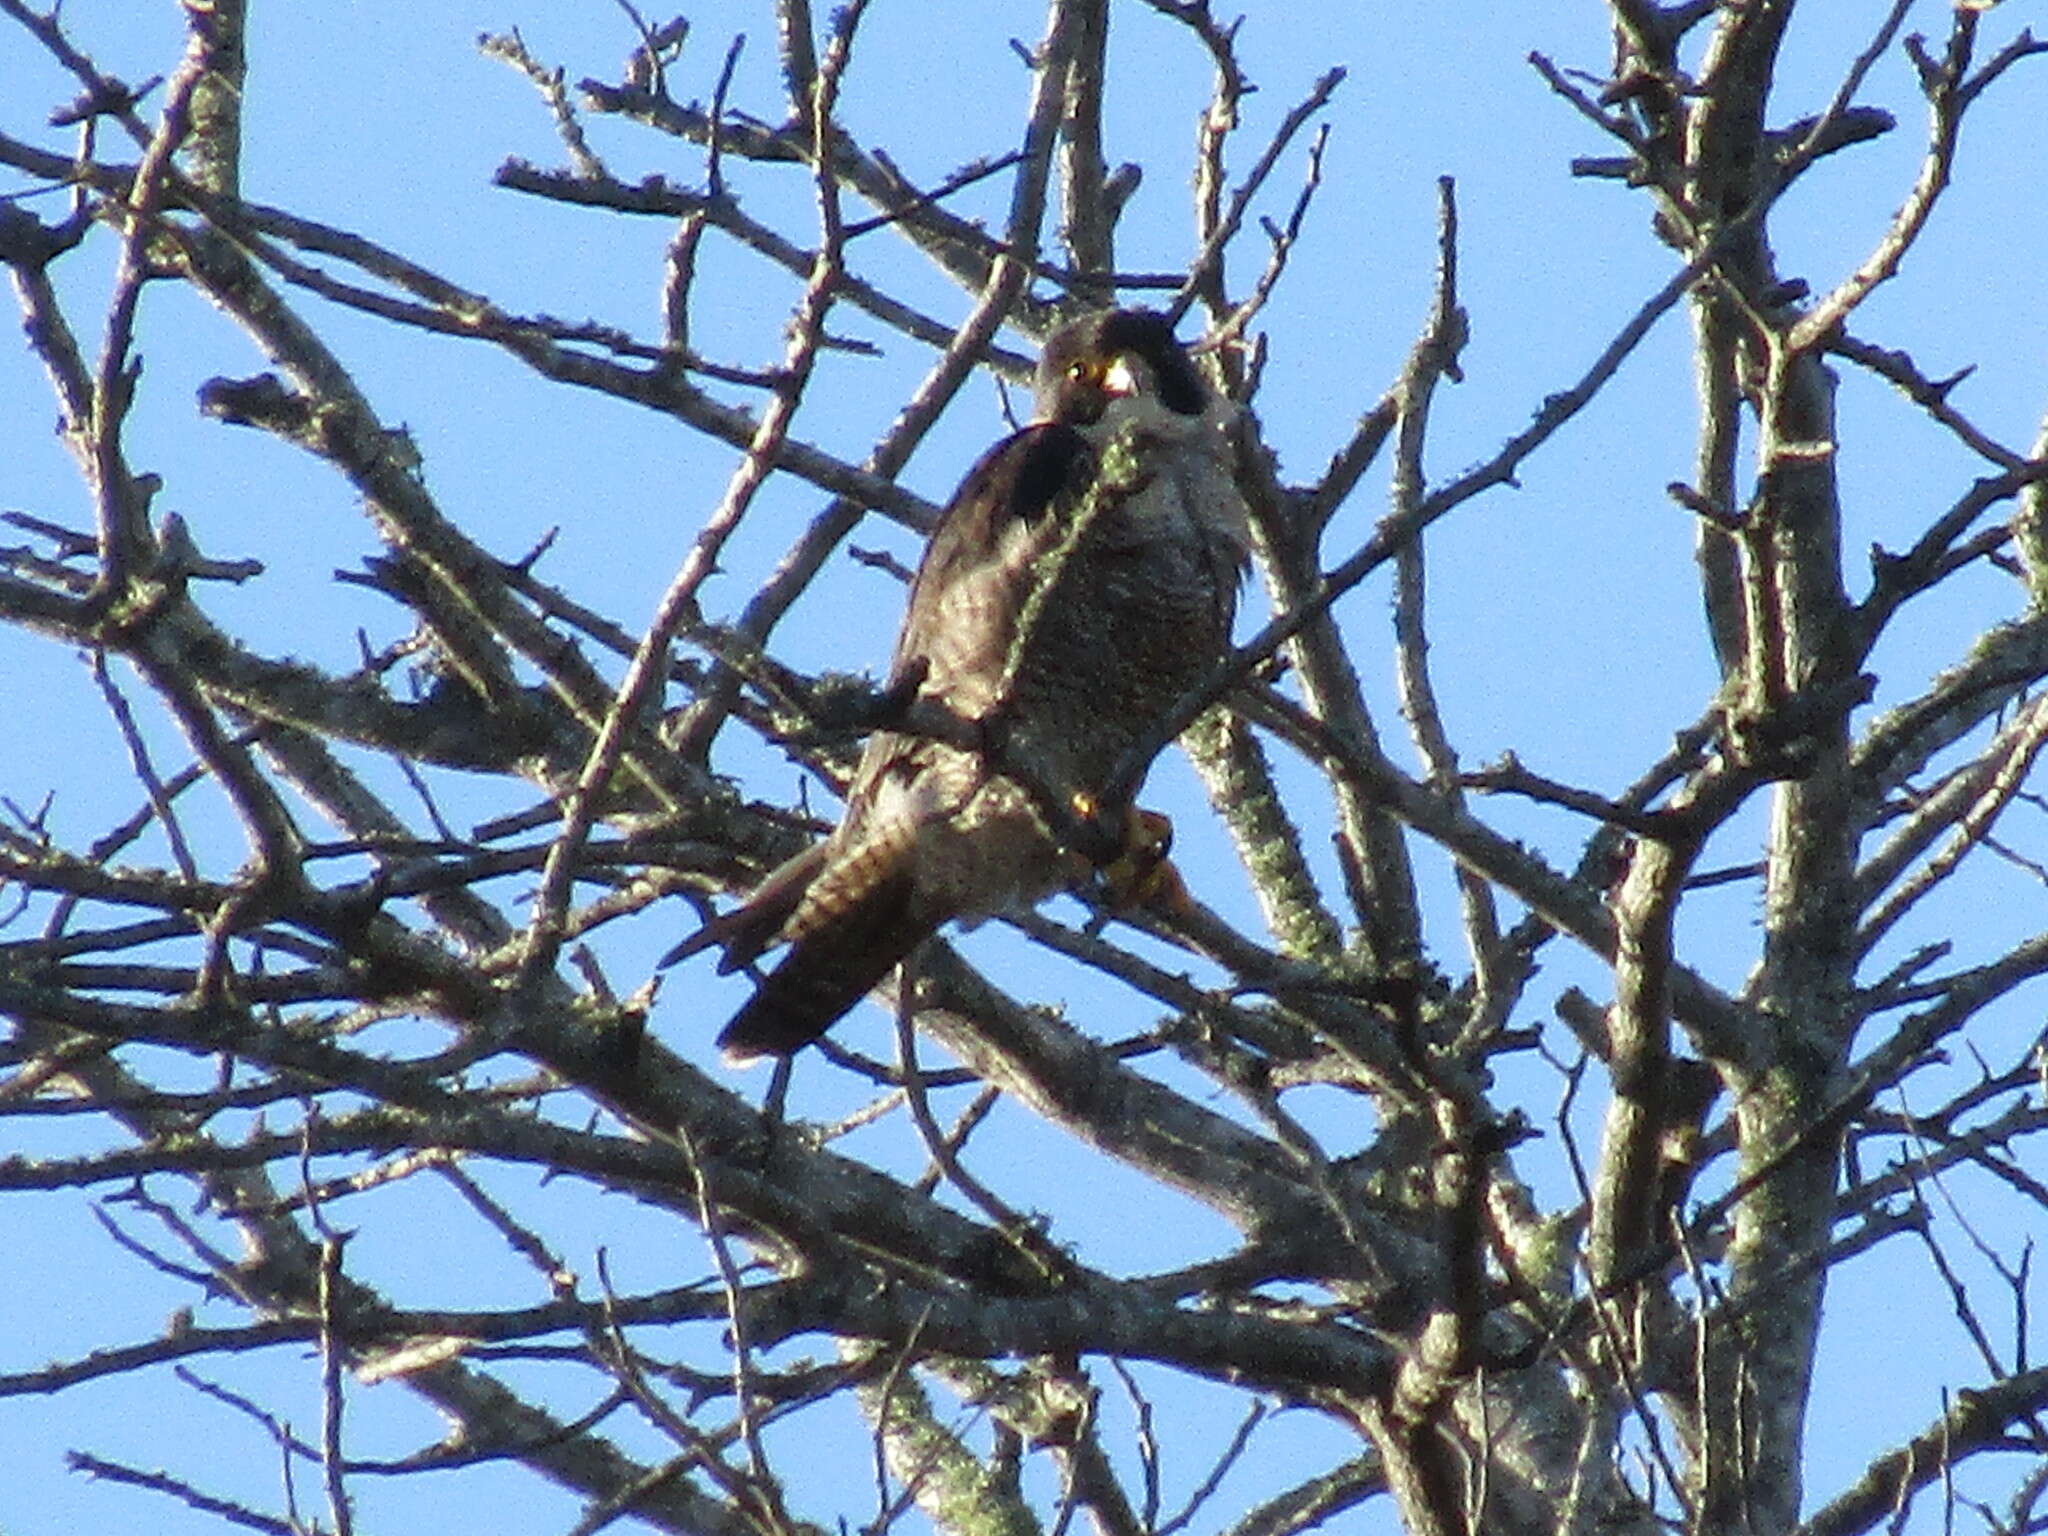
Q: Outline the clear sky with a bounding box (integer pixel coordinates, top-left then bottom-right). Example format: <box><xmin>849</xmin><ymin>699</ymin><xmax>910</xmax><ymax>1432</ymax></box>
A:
<box><xmin>5</xmin><ymin>2</ymin><xmax>2046</xmax><ymax>1532</ymax></box>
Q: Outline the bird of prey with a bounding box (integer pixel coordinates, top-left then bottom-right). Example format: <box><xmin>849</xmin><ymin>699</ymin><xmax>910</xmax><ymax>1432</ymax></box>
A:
<box><xmin>674</xmin><ymin>308</ymin><xmax>1250</xmax><ymax>1062</ymax></box>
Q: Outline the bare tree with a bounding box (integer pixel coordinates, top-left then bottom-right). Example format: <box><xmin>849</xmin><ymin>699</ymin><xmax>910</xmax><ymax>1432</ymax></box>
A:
<box><xmin>5</xmin><ymin>2</ymin><xmax>2048</xmax><ymax>1534</ymax></box>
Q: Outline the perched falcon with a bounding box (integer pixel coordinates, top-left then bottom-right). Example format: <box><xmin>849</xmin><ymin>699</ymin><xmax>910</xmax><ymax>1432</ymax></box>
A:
<box><xmin>675</xmin><ymin>309</ymin><xmax>1250</xmax><ymax>1062</ymax></box>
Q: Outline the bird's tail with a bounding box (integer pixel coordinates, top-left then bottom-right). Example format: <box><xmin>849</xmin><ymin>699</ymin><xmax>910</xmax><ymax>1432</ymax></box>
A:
<box><xmin>715</xmin><ymin>878</ymin><xmax>929</xmax><ymax>1063</ymax></box>
<box><xmin>662</xmin><ymin>843</ymin><xmax>828</xmax><ymax>973</ymax></box>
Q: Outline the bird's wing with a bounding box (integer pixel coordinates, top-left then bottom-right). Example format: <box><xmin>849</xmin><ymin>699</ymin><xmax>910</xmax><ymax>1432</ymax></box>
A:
<box><xmin>710</xmin><ymin>429</ymin><xmax>1100</xmax><ymax>1058</ymax></box>
<box><xmin>658</xmin><ymin>839</ymin><xmax>829</xmax><ymax>971</ymax></box>
<box><xmin>667</xmin><ymin>423</ymin><xmax>1093</xmax><ymax>975</ymax></box>
<box><xmin>885</xmin><ymin>421</ymin><xmax>1095</xmax><ymax>718</ymax></box>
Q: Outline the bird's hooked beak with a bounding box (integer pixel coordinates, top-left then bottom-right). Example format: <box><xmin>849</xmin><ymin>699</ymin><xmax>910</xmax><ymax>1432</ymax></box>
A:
<box><xmin>1101</xmin><ymin>356</ymin><xmax>1140</xmax><ymax>397</ymax></box>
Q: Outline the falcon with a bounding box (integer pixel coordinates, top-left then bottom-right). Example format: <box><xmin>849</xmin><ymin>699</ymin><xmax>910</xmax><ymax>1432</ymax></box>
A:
<box><xmin>674</xmin><ymin>309</ymin><xmax>1250</xmax><ymax>1062</ymax></box>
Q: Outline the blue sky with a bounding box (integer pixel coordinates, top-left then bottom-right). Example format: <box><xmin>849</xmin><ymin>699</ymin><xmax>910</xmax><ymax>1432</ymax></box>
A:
<box><xmin>5</xmin><ymin>2</ymin><xmax>2047</xmax><ymax>1532</ymax></box>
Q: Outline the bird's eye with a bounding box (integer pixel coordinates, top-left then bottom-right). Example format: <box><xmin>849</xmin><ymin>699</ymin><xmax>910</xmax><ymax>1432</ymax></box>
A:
<box><xmin>1067</xmin><ymin>360</ymin><xmax>1093</xmax><ymax>382</ymax></box>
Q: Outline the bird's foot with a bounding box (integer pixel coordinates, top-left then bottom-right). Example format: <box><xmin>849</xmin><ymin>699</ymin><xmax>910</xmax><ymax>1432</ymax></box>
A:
<box><xmin>1075</xmin><ymin>796</ymin><xmax>1190</xmax><ymax>920</ymax></box>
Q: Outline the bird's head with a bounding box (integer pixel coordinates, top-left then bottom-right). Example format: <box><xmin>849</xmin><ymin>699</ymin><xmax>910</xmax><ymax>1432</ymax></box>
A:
<box><xmin>1033</xmin><ymin>309</ymin><xmax>1212</xmax><ymax>431</ymax></box>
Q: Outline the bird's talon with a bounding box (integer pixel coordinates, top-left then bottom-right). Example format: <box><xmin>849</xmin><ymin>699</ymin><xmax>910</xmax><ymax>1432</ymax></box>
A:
<box><xmin>1097</xmin><ymin>806</ymin><xmax>1188</xmax><ymax>915</ymax></box>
